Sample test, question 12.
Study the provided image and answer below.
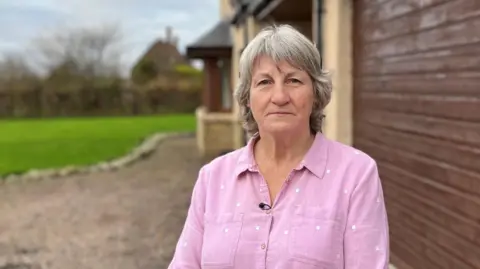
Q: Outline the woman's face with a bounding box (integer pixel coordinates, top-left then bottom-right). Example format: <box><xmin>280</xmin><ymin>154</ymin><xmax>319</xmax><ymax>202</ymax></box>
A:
<box><xmin>249</xmin><ymin>55</ymin><xmax>314</xmax><ymax>136</ymax></box>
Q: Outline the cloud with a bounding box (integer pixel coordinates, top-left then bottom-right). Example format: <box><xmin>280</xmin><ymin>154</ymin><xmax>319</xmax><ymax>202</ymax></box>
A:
<box><xmin>0</xmin><ymin>0</ymin><xmax>220</xmax><ymax>75</ymax></box>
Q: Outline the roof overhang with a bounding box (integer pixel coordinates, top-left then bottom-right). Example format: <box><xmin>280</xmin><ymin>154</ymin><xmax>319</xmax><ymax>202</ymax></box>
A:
<box><xmin>231</xmin><ymin>0</ymin><xmax>310</xmax><ymax>25</ymax></box>
<box><xmin>186</xmin><ymin>47</ymin><xmax>232</xmax><ymax>59</ymax></box>
<box><xmin>231</xmin><ymin>0</ymin><xmax>262</xmax><ymax>25</ymax></box>
<box><xmin>248</xmin><ymin>0</ymin><xmax>267</xmax><ymax>15</ymax></box>
<box><xmin>230</xmin><ymin>5</ymin><xmax>246</xmax><ymax>25</ymax></box>
<box><xmin>255</xmin><ymin>0</ymin><xmax>285</xmax><ymax>20</ymax></box>
<box><xmin>255</xmin><ymin>0</ymin><xmax>311</xmax><ymax>21</ymax></box>
<box><xmin>186</xmin><ymin>20</ymin><xmax>232</xmax><ymax>59</ymax></box>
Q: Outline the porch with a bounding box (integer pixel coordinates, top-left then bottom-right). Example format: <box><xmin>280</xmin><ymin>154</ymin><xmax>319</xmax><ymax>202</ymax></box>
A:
<box><xmin>186</xmin><ymin>20</ymin><xmax>240</xmax><ymax>159</ymax></box>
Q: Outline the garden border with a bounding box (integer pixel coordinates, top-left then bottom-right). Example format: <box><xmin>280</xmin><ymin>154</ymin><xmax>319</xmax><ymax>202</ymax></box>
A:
<box><xmin>0</xmin><ymin>132</ymin><xmax>194</xmax><ymax>184</ymax></box>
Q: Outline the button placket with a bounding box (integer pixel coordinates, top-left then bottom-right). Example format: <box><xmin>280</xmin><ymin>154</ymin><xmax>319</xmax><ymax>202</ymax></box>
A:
<box><xmin>258</xmin><ymin>180</ymin><xmax>270</xmax><ymax>215</ymax></box>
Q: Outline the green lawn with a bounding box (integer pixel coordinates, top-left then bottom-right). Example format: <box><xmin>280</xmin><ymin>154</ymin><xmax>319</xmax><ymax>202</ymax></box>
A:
<box><xmin>0</xmin><ymin>114</ymin><xmax>196</xmax><ymax>176</ymax></box>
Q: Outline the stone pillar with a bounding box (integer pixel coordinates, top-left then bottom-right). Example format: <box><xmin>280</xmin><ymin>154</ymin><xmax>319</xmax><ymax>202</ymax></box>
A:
<box><xmin>322</xmin><ymin>0</ymin><xmax>353</xmax><ymax>145</ymax></box>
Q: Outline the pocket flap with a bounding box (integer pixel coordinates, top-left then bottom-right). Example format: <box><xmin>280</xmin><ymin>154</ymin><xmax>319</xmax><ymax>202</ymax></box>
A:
<box><xmin>204</xmin><ymin>212</ymin><xmax>244</xmax><ymax>224</ymax></box>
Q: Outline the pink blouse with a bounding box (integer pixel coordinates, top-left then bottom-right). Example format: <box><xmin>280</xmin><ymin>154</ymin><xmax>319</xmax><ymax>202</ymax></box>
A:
<box><xmin>168</xmin><ymin>133</ymin><xmax>390</xmax><ymax>269</ymax></box>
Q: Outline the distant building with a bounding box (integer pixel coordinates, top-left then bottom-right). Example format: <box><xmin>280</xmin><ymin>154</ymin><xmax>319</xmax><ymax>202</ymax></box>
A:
<box><xmin>131</xmin><ymin>26</ymin><xmax>188</xmax><ymax>78</ymax></box>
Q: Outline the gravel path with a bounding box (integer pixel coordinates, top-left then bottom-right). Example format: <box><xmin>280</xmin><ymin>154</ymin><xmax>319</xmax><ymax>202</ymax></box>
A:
<box><xmin>0</xmin><ymin>135</ymin><xmax>202</xmax><ymax>269</ymax></box>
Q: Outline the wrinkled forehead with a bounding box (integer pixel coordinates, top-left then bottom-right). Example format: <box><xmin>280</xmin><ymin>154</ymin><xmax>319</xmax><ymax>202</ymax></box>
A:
<box><xmin>251</xmin><ymin>54</ymin><xmax>305</xmax><ymax>76</ymax></box>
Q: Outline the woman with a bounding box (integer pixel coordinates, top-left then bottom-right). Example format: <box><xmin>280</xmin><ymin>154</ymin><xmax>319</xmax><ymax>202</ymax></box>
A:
<box><xmin>168</xmin><ymin>25</ymin><xmax>389</xmax><ymax>269</ymax></box>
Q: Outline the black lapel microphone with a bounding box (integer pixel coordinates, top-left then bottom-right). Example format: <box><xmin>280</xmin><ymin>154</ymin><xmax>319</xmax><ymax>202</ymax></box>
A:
<box><xmin>258</xmin><ymin>202</ymin><xmax>272</xmax><ymax>210</ymax></box>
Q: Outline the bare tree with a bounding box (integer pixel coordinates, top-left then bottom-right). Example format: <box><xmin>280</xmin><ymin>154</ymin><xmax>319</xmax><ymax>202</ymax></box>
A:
<box><xmin>0</xmin><ymin>53</ymin><xmax>35</xmax><ymax>81</ymax></box>
<box><xmin>0</xmin><ymin>53</ymin><xmax>39</xmax><ymax>91</ymax></box>
<box><xmin>29</xmin><ymin>24</ymin><xmax>124</xmax><ymax>78</ymax></box>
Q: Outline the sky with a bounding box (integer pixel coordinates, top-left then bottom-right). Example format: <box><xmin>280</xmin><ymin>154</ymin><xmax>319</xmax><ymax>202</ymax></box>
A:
<box><xmin>0</xmin><ymin>0</ymin><xmax>220</xmax><ymax>75</ymax></box>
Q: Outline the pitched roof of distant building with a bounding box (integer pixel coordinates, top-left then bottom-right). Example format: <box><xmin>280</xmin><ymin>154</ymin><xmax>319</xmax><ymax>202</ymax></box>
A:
<box><xmin>132</xmin><ymin>26</ymin><xmax>187</xmax><ymax>73</ymax></box>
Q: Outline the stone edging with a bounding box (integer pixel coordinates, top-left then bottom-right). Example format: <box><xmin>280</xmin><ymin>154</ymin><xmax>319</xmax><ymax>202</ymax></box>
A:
<box><xmin>0</xmin><ymin>132</ymin><xmax>193</xmax><ymax>184</ymax></box>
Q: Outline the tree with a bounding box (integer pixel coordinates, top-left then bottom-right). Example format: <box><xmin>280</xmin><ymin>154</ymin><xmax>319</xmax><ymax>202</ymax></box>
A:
<box><xmin>30</xmin><ymin>24</ymin><xmax>124</xmax><ymax>79</ymax></box>
<box><xmin>131</xmin><ymin>59</ymin><xmax>158</xmax><ymax>85</ymax></box>
<box><xmin>0</xmin><ymin>53</ymin><xmax>36</xmax><ymax>81</ymax></box>
<box><xmin>0</xmin><ymin>53</ymin><xmax>39</xmax><ymax>91</ymax></box>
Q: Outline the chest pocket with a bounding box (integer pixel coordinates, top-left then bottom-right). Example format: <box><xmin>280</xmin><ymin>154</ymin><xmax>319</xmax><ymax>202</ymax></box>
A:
<box><xmin>288</xmin><ymin>206</ymin><xmax>344</xmax><ymax>267</ymax></box>
<box><xmin>202</xmin><ymin>212</ymin><xmax>243</xmax><ymax>268</ymax></box>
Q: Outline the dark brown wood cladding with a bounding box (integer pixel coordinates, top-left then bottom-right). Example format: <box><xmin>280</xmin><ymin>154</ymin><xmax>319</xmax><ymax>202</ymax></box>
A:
<box><xmin>352</xmin><ymin>0</ymin><xmax>480</xmax><ymax>268</ymax></box>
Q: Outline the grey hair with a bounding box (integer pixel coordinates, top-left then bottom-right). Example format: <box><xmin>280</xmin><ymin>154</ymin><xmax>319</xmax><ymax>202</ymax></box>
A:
<box><xmin>234</xmin><ymin>24</ymin><xmax>332</xmax><ymax>136</ymax></box>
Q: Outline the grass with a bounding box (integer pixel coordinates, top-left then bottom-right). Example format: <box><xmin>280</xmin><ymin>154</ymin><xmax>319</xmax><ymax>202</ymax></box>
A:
<box><xmin>0</xmin><ymin>114</ymin><xmax>196</xmax><ymax>176</ymax></box>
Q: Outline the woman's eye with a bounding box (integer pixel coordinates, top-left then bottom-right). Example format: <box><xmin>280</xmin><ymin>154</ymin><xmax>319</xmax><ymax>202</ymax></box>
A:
<box><xmin>258</xmin><ymin>80</ymin><xmax>271</xmax><ymax>85</ymax></box>
<box><xmin>287</xmin><ymin>78</ymin><xmax>301</xmax><ymax>84</ymax></box>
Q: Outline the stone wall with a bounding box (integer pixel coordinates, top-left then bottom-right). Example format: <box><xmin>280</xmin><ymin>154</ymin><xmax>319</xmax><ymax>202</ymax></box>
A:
<box><xmin>195</xmin><ymin>107</ymin><xmax>241</xmax><ymax>160</ymax></box>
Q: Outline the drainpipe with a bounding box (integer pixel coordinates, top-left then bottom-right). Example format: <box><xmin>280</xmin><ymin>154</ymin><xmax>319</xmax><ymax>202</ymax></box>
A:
<box><xmin>316</xmin><ymin>0</ymin><xmax>324</xmax><ymax>68</ymax></box>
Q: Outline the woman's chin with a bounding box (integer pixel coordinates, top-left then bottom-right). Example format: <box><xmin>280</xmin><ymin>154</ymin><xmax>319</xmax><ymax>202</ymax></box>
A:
<box><xmin>263</xmin><ymin>123</ymin><xmax>299</xmax><ymax>135</ymax></box>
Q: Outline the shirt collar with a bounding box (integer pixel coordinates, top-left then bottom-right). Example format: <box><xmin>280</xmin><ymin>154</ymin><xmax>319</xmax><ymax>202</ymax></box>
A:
<box><xmin>234</xmin><ymin>133</ymin><xmax>259</xmax><ymax>177</ymax></box>
<box><xmin>234</xmin><ymin>132</ymin><xmax>329</xmax><ymax>179</ymax></box>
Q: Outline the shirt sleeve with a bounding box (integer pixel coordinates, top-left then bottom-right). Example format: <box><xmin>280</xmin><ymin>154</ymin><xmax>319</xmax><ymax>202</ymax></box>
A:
<box><xmin>167</xmin><ymin>165</ymin><xmax>208</xmax><ymax>269</ymax></box>
<box><xmin>344</xmin><ymin>158</ymin><xmax>390</xmax><ymax>269</ymax></box>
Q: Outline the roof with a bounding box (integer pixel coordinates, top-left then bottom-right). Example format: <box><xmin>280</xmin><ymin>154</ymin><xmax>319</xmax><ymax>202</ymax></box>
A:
<box><xmin>247</xmin><ymin>0</ymin><xmax>266</xmax><ymax>14</ymax></box>
<box><xmin>231</xmin><ymin>0</ymin><xmax>257</xmax><ymax>24</ymax></box>
<box><xmin>231</xmin><ymin>0</ymin><xmax>265</xmax><ymax>24</ymax></box>
<box><xmin>132</xmin><ymin>40</ymin><xmax>187</xmax><ymax>74</ymax></box>
<box><xmin>231</xmin><ymin>0</ymin><xmax>255</xmax><ymax>6</ymax></box>
<box><xmin>187</xmin><ymin>20</ymin><xmax>232</xmax><ymax>49</ymax></box>
<box><xmin>239</xmin><ymin>0</ymin><xmax>255</xmax><ymax>5</ymax></box>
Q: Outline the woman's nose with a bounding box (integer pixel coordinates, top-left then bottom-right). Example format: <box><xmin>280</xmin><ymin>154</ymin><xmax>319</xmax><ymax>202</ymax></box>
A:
<box><xmin>271</xmin><ymin>83</ymin><xmax>290</xmax><ymax>105</ymax></box>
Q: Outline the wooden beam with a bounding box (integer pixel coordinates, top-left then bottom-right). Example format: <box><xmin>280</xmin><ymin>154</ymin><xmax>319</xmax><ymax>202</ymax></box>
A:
<box><xmin>256</xmin><ymin>0</ymin><xmax>284</xmax><ymax>20</ymax></box>
<box><xmin>186</xmin><ymin>47</ymin><xmax>232</xmax><ymax>59</ymax></box>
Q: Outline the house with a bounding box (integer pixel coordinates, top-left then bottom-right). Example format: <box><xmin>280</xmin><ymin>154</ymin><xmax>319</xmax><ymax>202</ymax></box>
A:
<box><xmin>131</xmin><ymin>26</ymin><xmax>188</xmax><ymax>79</ymax></box>
<box><xmin>187</xmin><ymin>1</ymin><xmax>480</xmax><ymax>268</ymax></box>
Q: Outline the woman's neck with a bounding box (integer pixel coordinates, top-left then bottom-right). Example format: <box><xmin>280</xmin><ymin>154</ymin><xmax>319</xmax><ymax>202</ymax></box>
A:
<box><xmin>254</xmin><ymin>129</ymin><xmax>314</xmax><ymax>166</ymax></box>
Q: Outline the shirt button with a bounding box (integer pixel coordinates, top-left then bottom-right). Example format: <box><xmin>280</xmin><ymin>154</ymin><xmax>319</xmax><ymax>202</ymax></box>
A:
<box><xmin>261</xmin><ymin>243</ymin><xmax>266</xmax><ymax>250</ymax></box>
<box><xmin>265</xmin><ymin>210</ymin><xmax>271</xmax><ymax>215</ymax></box>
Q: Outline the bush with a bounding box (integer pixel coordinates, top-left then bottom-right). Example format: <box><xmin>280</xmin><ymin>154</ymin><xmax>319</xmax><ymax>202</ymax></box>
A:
<box><xmin>174</xmin><ymin>64</ymin><xmax>202</xmax><ymax>77</ymax></box>
<box><xmin>131</xmin><ymin>59</ymin><xmax>158</xmax><ymax>85</ymax></box>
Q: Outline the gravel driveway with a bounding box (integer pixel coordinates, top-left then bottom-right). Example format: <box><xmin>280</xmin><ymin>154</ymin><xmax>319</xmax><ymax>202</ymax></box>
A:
<box><xmin>0</xmin><ymin>134</ymin><xmax>203</xmax><ymax>269</ymax></box>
